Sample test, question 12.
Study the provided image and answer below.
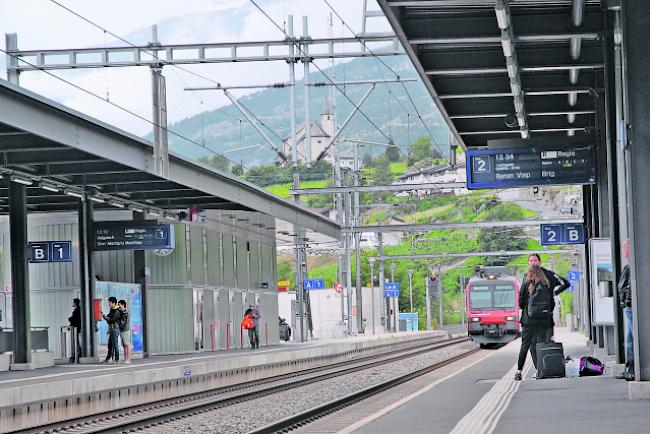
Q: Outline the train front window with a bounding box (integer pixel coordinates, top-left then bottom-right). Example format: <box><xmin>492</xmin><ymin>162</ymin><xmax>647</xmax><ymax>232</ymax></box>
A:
<box><xmin>469</xmin><ymin>285</ymin><xmax>492</xmax><ymax>310</ymax></box>
<box><xmin>493</xmin><ymin>284</ymin><xmax>516</xmax><ymax>309</ymax></box>
<box><xmin>470</xmin><ymin>283</ymin><xmax>516</xmax><ymax>310</ymax></box>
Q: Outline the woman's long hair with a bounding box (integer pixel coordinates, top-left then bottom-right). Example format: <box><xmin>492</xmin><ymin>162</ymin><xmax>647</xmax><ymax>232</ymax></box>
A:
<box><xmin>526</xmin><ymin>264</ymin><xmax>550</xmax><ymax>293</ymax></box>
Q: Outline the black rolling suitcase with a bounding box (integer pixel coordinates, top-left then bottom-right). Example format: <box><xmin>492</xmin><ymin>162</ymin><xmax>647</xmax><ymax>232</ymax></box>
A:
<box><xmin>536</xmin><ymin>341</ymin><xmax>565</xmax><ymax>379</ymax></box>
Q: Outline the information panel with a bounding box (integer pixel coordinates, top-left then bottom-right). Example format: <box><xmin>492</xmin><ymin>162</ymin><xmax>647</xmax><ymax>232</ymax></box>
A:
<box><xmin>385</xmin><ymin>282</ymin><xmax>400</xmax><ymax>298</ymax></box>
<box><xmin>93</xmin><ymin>222</ymin><xmax>174</xmax><ymax>251</ymax></box>
<box><xmin>466</xmin><ymin>144</ymin><xmax>596</xmax><ymax>189</ymax></box>
<box><xmin>303</xmin><ymin>279</ymin><xmax>325</xmax><ymax>290</ymax></box>
<box><xmin>540</xmin><ymin>223</ymin><xmax>585</xmax><ymax>245</ymax></box>
<box><xmin>589</xmin><ymin>238</ymin><xmax>614</xmax><ymax>325</ymax></box>
<box><xmin>28</xmin><ymin>241</ymin><xmax>72</xmax><ymax>263</ymax></box>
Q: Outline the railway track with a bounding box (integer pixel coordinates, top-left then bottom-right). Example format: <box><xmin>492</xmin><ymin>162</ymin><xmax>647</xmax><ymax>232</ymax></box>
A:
<box><xmin>22</xmin><ymin>336</ymin><xmax>473</xmax><ymax>434</ymax></box>
<box><xmin>249</xmin><ymin>348</ymin><xmax>480</xmax><ymax>434</ymax></box>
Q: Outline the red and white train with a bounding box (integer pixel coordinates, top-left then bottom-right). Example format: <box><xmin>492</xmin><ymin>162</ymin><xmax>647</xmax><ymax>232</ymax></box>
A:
<box><xmin>466</xmin><ymin>266</ymin><xmax>521</xmax><ymax>347</ymax></box>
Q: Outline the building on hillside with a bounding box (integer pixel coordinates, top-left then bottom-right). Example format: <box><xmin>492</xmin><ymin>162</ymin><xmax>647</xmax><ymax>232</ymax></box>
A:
<box><xmin>398</xmin><ymin>161</ymin><xmax>467</xmax><ymax>196</ymax></box>
<box><xmin>283</xmin><ymin>104</ymin><xmax>335</xmax><ymax>163</ymax></box>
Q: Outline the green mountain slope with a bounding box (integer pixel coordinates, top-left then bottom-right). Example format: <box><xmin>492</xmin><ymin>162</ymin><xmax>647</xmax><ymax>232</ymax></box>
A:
<box><xmin>164</xmin><ymin>56</ymin><xmax>448</xmax><ymax>167</ymax></box>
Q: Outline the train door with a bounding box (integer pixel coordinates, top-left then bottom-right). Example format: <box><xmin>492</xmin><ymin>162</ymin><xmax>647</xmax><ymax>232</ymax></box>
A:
<box><xmin>193</xmin><ymin>289</ymin><xmax>204</xmax><ymax>351</ymax></box>
<box><xmin>217</xmin><ymin>289</ymin><xmax>231</xmax><ymax>350</ymax></box>
<box><xmin>211</xmin><ymin>290</ymin><xmax>220</xmax><ymax>351</ymax></box>
<box><xmin>0</xmin><ymin>292</ymin><xmax>6</xmax><ymax>329</ymax></box>
<box><xmin>232</xmin><ymin>291</ymin><xmax>243</xmax><ymax>348</ymax></box>
<box><xmin>201</xmin><ymin>289</ymin><xmax>218</xmax><ymax>352</ymax></box>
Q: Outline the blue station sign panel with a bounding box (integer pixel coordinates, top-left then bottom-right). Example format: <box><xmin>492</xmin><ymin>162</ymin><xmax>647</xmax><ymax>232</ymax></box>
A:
<box><xmin>567</xmin><ymin>270</ymin><xmax>581</xmax><ymax>281</ymax></box>
<box><xmin>466</xmin><ymin>143</ymin><xmax>596</xmax><ymax>189</ymax></box>
<box><xmin>93</xmin><ymin>222</ymin><xmax>175</xmax><ymax>251</ymax></box>
<box><xmin>540</xmin><ymin>223</ymin><xmax>585</xmax><ymax>246</ymax></box>
<box><xmin>29</xmin><ymin>241</ymin><xmax>72</xmax><ymax>263</ymax></box>
<box><xmin>385</xmin><ymin>282</ymin><xmax>400</xmax><ymax>298</ymax></box>
<box><xmin>303</xmin><ymin>279</ymin><xmax>325</xmax><ymax>290</ymax></box>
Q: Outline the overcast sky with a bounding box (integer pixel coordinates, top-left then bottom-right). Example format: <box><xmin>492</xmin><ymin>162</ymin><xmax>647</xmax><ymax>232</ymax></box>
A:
<box><xmin>0</xmin><ymin>0</ymin><xmax>392</xmax><ymax>136</ymax></box>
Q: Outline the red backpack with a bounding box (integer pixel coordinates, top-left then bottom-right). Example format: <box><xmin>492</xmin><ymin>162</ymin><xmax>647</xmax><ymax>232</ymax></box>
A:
<box><xmin>241</xmin><ymin>314</ymin><xmax>254</xmax><ymax>330</ymax></box>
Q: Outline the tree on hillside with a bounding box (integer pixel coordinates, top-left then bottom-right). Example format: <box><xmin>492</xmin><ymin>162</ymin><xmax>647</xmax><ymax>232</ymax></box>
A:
<box><xmin>385</xmin><ymin>141</ymin><xmax>401</xmax><ymax>162</ymax></box>
<box><xmin>371</xmin><ymin>156</ymin><xmax>396</xmax><ymax>201</ymax></box>
<box><xmin>277</xmin><ymin>259</ymin><xmax>294</xmax><ymax>290</ymax></box>
<box><xmin>231</xmin><ymin>164</ymin><xmax>244</xmax><ymax>177</ymax></box>
<box><xmin>362</xmin><ymin>152</ymin><xmax>373</xmax><ymax>168</ymax></box>
<box><xmin>198</xmin><ymin>153</ymin><xmax>230</xmax><ymax>172</ymax></box>
<box><xmin>408</xmin><ymin>136</ymin><xmax>432</xmax><ymax>165</ymax></box>
<box><xmin>477</xmin><ymin>203</ymin><xmax>529</xmax><ymax>265</ymax></box>
<box><xmin>243</xmin><ymin>164</ymin><xmax>286</xmax><ymax>186</ymax></box>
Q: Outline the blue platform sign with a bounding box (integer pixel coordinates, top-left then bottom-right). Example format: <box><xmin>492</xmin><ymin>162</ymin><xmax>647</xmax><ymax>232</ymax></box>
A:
<box><xmin>567</xmin><ymin>270</ymin><xmax>581</xmax><ymax>281</ymax></box>
<box><xmin>303</xmin><ymin>279</ymin><xmax>325</xmax><ymax>290</ymax></box>
<box><xmin>466</xmin><ymin>139</ymin><xmax>596</xmax><ymax>190</ymax></box>
<box><xmin>540</xmin><ymin>223</ymin><xmax>585</xmax><ymax>246</ymax></box>
<box><xmin>385</xmin><ymin>282</ymin><xmax>400</xmax><ymax>298</ymax></box>
<box><xmin>28</xmin><ymin>241</ymin><xmax>72</xmax><ymax>263</ymax></box>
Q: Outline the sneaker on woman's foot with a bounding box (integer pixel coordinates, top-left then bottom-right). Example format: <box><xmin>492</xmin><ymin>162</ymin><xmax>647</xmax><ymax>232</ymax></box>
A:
<box><xmin>514</xmin><ymin>372</ymin><xmax>522</xmax><ymax>381</ymax></box>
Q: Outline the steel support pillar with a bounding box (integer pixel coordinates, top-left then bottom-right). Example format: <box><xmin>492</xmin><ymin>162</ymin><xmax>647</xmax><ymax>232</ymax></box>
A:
<box><xmin>150</xmin><ymin>26</ymin><xmax>169</xmax><ymax>178</ymax></box>
<box><xmin>603</xmin><ymin>10</ymin><xmax>625</xmax><ymax>364</ymax></box>
<box><xmin>9</xmin><ymin>183</ymin><xmax>30</xmax><ymax>365</ymax></box>
<box><xmin>425</xmin><ymin>276</ymin><xmax>432</xmax><ymax>330</ymax></box>
<box><xmin>78</xmin><ymin>195</ymin><xmax>97</xmax><ymax>360</ymax></box>
<box><xmin>288</xmin><ymin>16</ymin><xmax>298</xmax><ymax>166</ymax></box>
<box><xmin>354</xmin><ymin>147</ymin><xmax>363</xmax><ymax>333</ymax></box>
<box><xmin>302</xmin><ymin>16</ymin><xmax>312</xmax><ymax>164</ymax></box>
<box><xmin>133</xmin><ymin>212</ymin><xmax>148</xmax><ymax>357</ymax></box>
<box><xmin>623</xmin><ymin>0</ymin><xmax>650</xmax><ymax>383</ymax></box>
<box><xmin>378</xmin><ymin>233</ymin><xmax>387</xmax><ymax>332</ymax></box>
<box><xmin>5</xmin><ymin>34</ymin><xmax>19</xmax><ymax>85</ymax></box>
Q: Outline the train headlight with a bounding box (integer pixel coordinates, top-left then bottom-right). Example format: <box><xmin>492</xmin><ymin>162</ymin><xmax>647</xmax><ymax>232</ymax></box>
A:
<box><xmin>506</xmin><ymin>316</ymin><xmax>516</xmax><ymax>321</ymax></box>
<box><xmin>471</xmin><ymin>317</ymin><xmax>481</xmax><ymax>322</ymax></box>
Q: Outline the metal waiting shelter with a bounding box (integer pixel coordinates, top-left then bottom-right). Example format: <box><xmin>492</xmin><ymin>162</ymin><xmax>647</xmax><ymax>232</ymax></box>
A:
<box><xmin>0</xmin><ymin>78</ymin><xmax>340</xmax><ymax>366</ymax></box>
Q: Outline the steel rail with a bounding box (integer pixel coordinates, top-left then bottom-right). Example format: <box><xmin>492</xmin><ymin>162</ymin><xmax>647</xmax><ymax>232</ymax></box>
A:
<box><xmin>249</xmin><ymin>346</ymin><xmax>481</xmax><ymax>434</ymax></box>
<box><xmin>24</xmin><ymin>336</ymin><xmax>470</xmax><ymax>434</ymax></box>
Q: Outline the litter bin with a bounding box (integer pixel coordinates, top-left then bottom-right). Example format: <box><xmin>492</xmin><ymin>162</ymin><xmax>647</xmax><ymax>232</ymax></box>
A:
<box><xmin>60</xmin><ymin>326</ymin><xmax>78</xmax><ymax>362</ymax></box>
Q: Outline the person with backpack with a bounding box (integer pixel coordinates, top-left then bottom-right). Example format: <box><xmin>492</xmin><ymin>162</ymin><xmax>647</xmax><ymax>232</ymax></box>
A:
<box><xmin>514</xmin><ymin>265</ymin><xmax>555</xmax><ymax>381</ymax></box>
<box><xmin>243</xmin><ymin>305</ymin><xmax>261</xmax><ymax>349</ymax></box>
<box><xmin>118</xmin><ymin>299</ymin><xmax>131</xmax><ymax>364</ymax></box>
<box><xmin>525</xmin><ymin>253</ymin><xmax>570</xmax><ymax>341</ymax></box>
<box><xmin>100</xmin><ymin>296</ymin><xmax>122</xmax><ymax>364</ymax></box>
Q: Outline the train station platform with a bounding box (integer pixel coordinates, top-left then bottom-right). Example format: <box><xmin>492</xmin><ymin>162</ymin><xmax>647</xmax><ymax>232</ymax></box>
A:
<box><xmin>346</xmin><ymin>327</ymin><xmax>647</xmax><ymax>434</ymax></box>
<box><xmin>0</xmin><ymin>329</ymin><xmax>450</xmax><ymax>432</ymax></box>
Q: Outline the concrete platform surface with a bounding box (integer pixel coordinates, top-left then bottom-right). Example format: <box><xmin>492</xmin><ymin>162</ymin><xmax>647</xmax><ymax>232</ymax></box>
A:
<box><xmin>0</xmin><ymin>330</ymin><xmax>447</xmax><ymax>390</ymax></box>
<box><xmin>349</xmin><ymin>327</ymin><xmax>647</xmax><ymax>434</ymax></box>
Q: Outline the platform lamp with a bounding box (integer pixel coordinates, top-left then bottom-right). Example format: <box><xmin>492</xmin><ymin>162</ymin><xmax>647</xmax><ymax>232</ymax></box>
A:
<box><xmin>407</xmin><ymin>268</ymin><xmax>414</xmax><ymax>313</ymax></box>
<box><xmin>389</xmin><ymin>262</ymin><xmax>397</xmax><ymax>282</ymax></box>
<box><xmin>428</xmin><ymin>264</ymin><xmax>438</xmax><ymax>329</ymax></box>
<box><xmin>367</xmin><ymin>256</ymin><xmax>376</xmax><ymax>335</ymax></box>
<box><xmin>407</xmin><ymin>268</ymin><xmax>415</xmax><ymax>332</ymax></box>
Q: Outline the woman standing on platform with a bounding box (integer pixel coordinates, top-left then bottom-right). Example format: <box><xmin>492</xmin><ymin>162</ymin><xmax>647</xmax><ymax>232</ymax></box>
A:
<box><xmin>514</xmin><ymin>265</ymin><xmax>554</xmax><ymax>381</ymax></box>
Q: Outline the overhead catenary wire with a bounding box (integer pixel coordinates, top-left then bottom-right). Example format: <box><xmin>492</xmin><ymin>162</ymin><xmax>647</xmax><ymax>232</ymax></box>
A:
<box><xmin>1</xmin><ymin>48</ymin><xmax>253</xmax><ymax>173</ymax></box>
<box><xmin>321</xmin><ymin>0</ymin><xmax>442</xmax><ymax>149</ymax></box>
<box><xmin>46</xmin><ymin>0</ymin><xmax>294</xmax><ymax>161</ymax></box>
<box><xmin>248</xmin><ymin>0</ymin><xmax>391</xmax><ymax>148</ymax></box>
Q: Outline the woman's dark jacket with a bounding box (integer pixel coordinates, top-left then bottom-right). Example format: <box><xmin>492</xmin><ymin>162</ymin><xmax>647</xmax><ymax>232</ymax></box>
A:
<box><xmin>519</xmin><ymin>280</ymin><xmax>554</xmax><ymax>327</ymax></box>
<box><xmin>519</xmin><ymin>268</ymin><xmax>570</xmax><ymax>327</ymax></box>
<box><xmin>618</xmin><ymin>264</ymin><xmax>632</xmax><ymax>308</ymax></box>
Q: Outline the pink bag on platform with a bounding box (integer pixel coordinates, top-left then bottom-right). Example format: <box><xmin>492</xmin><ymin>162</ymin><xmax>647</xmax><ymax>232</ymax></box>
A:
<box><xmin>579</xmin><ymin>356</ymin><xmax>605</xmax><ymax>376</ymax></box>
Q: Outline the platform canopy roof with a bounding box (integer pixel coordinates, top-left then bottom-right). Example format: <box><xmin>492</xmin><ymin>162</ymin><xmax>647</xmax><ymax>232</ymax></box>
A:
<box><xmin>0</xmin><ymin>79</ymin><xmax>340</xmax><ymax>239</ymax></box>
<box><xmin>377</xmin><ymin>0</ymin><xmax>605</xmax><ymax>149</ymax></box>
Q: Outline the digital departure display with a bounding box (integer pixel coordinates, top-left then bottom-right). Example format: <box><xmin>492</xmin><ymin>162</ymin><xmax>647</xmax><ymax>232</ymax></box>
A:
<box><xmin>93</xmin><ymin>222</ymin><xmax>175</xmax><ymax>251</ymax></box>
<box><xmin>466</xmin><ymin>143</ymin><xmax>596</xmax><ymax>189</ymax></box>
